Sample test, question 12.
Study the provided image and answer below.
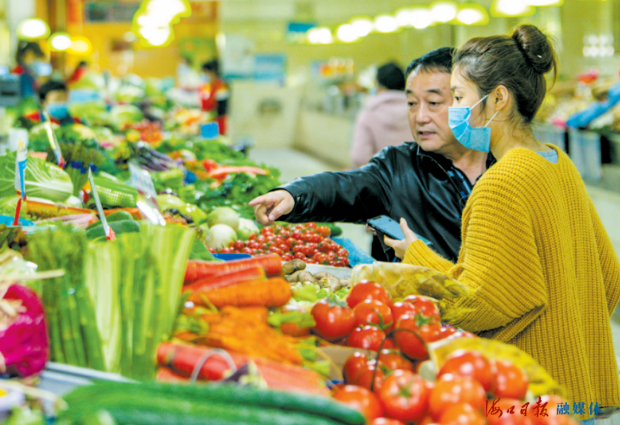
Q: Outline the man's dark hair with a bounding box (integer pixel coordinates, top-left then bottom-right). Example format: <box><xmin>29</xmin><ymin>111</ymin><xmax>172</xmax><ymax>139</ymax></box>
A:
<box><xmin>15</xmin><ymin>41</ymin><xmax>44</xmax><ymax>65</ymax></box>
<box><xmin>201</xmin><ymin>59</ymin><xmax>220</xmax><ymax>77</ymax></box>
<box><xmin>377</xmin><ymin>62</ymin><xmax>405</xmax><ymax>91</ymax></box>
<box><xmin>39</xmin><ymin>79</ymin><xmax>67</xmax><ymax>102</ymax></box>
<box><xmin>405</xmin><ymin>47</ymin><xmax>456</xmax><ymax>79</ymax></box>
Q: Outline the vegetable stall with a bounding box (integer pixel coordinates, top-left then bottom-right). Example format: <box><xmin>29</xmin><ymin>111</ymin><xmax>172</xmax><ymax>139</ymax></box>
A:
<box><xmin>0</xmin><ymin>82</ymin><xmax>585</xmax><ymax>425</ymax></box>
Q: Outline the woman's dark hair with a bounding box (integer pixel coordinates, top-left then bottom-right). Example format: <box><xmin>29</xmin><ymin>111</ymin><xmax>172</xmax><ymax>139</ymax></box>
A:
<box><xmin>15</xmin><ymin>41</ymin><xmax>44</xmax><ymax>64</ymax></box>
<box><xmin>202</xmin><ymin>59</ymin><xmax>220</xmax><ymax>77</ymax></box>
<box><xmin>38</xmin><ymin>79</ymin><xmax>67</xmax><ymax>102</ymax></box>
<box><xmin>377</xmin><ymin>62</ymin><xmax>405</xmax><ymax>91</ymax></box>
<box><xmin>405</xmin><ymin>47</ymin><xmax>455</xmax><ymax>79</ymax></box>
<box><xmin>453</xmin><ymin>24</ymin><xmax>557</xmax><ymax>124</ymax></box>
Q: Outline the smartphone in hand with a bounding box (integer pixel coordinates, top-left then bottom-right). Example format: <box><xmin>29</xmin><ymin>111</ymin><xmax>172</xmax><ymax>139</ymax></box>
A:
<box><xmin>367</xmin><ymin>215</ymin><xmax>433</xmax><ymax>246</ymax></box>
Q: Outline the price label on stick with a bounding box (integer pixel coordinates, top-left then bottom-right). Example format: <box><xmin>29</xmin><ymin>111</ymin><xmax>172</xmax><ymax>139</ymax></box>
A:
<box><xmin>128</xmin><ymin>161</ymin><xmax>166</xmax><ymax>226</ymax></box>
<box><xmin>88</xmin><ymin>168</ymin><xmax>116</xmax><ymax>241</ymax></box>
<box><xmin>13</xmin><ymin>140</ymin><xmax>27</xmax><ymax>226</ymax></box>
<box><xmin>41</xmin><ymin>110</ymin><xmax>65</xmax><ymax>168</ymax></box>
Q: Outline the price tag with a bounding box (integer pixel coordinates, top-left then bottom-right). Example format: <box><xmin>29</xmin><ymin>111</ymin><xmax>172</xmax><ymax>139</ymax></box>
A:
<box><xmin>128</xmin><ymin>161</ymin><xmax>166</xmax><ymax>226</ymax></box>
<box><xmin>41</xmin><ymin>110</ymin><xmax>65</xmax><ymax>168</ymax></box>
<box><xmin>88</xmin><ymin>168</ymin><xmax>115</xmax><ymax>241</ymax></box>
<box><xmin>14</xmin><ymin>141</ymin><xmax>26</xmax><ymax>198</ymax></box>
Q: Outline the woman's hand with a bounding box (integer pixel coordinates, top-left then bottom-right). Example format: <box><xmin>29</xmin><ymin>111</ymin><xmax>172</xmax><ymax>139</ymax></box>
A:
<box><xmin>384</xmin><ymin>218</ymin><xmax>418</xmax><ymax>259</ymax></box>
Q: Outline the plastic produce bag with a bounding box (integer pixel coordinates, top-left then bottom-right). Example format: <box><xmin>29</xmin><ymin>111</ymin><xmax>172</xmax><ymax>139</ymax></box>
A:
<box><xmin>0</xmin><ymin>283</ymin><xmax>49</xmax><ymax>378</ymax></box>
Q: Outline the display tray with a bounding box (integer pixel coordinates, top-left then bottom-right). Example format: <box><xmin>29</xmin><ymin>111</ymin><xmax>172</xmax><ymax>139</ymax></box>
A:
<box><xmin>304</xmin><ymin>263</ymin><xmax>352</xmax><ymax>280</ymax></box>
<box><xmin>38</xmin><ymin>362</ymin><xmax>133</xmax><ymax>396</ymax></box>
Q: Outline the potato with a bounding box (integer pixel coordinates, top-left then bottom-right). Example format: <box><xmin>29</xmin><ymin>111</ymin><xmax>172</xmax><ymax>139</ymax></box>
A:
<box><xmin>284</xmin><ymin>270</ymin><xmax>303</xmax><ymax>283</ymax></box>
<box><xmin>283</xmin><ymin>259</ymin><xmax>306</xmax><ymax>275</ymax></box>
<box><xmin>297</xmin><ymin>271</ymin><xmax>318</xmax><ymax>284</ymax></box>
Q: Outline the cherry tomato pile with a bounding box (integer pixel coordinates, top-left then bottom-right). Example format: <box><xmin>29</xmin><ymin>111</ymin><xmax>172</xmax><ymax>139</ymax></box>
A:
<box><xmin>217</xmin><ymin>222</ymin><xmax>350</xmax><ymax>267</ymax></box>
<box><xmin>317</xmin><ymin>280</ymin><xmax>578</xmax><ymax>425</ymax></box>
<box><xmin>131</xmin><ymin>120</ymin><xmax>163</xmax><ymax>143</ymax></box>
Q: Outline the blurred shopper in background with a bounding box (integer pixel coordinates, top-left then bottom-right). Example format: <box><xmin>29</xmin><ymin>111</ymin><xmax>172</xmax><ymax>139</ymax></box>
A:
<box><xmin>200</xmin><ymin>59</ymin><xmax>230</xmax><ymax>135</ymax></box>
<box><xmin>68</xmin><ymin>61</ymin><xmax>89</xmax><ymax>86</ymax></box>
<box><xmin>24</xmin><ymin>80</ymin><xmax>78</xmax><ymax>126</ymax></box>
<box><xmin>12</xmin><ymin>41</ymin><xmax>46</xmax><ymax>98</ymax></box>
<box><xmin>350</xmin><ymin>62</ymin><xmax>412</xmax><ymax>168</ymax></box>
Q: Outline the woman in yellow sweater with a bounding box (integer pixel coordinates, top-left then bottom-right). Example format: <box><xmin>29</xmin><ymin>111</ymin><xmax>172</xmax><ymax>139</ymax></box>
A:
<box><xmin>385</xmin><ymin>24</ymin><xmax>620</xmax><ymax>417</ymax></box>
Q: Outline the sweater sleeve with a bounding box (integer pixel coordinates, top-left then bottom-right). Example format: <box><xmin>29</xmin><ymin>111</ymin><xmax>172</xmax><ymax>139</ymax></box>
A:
<box><xmin>590</xmin><ymin>200</ymin><xmax>620</xmax><ymax>316</ymax></box>
<box><xmin>403</xmin><ymin>174</ymin><xmax>548</xmax><ymax>342</ymax></box>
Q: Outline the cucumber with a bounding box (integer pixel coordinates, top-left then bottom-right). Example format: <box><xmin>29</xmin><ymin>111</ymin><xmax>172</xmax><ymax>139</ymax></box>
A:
<box><xmin>60</xmin><ymin>389</ymin><xmax>348</xmax><ymax>425</ymax></box>
<box><xmin>317</xmin><ymin>223</ymin><xmax>343</xmax><ymax>237</ymax></box>
<box><xmin>86</xmin><ymin>220</ymin><xmax>141</xmax><ymax>240</ymax></box>
<box><xmin>86</xmin><ymin>211</ymin><xmax>135</xmax><ymax>230</ymax></box>
<box><xmin>62</xmin><ymin>382</ymin><xmax>365</xmax><ymax>425</ymax></box>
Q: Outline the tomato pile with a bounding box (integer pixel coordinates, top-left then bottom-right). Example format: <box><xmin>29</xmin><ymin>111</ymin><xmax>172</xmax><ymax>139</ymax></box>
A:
<box><xmin>217</xmin><ymin>222</ymin><xmax>350</xmax><ymax>267</ymax></box>
<box><xmin>321</xmin><ymin>280</ymin><xmax>579</xmax><ymax>425</ymax></box>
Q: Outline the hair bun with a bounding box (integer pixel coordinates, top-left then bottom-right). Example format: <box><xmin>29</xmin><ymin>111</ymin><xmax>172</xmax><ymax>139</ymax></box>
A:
<box><xmin>512</xmin><ymin>24</ymin><xmax>555</xmax><ymax>75</ymax></box>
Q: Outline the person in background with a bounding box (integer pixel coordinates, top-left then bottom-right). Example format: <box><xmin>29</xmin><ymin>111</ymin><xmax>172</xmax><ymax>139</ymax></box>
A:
<box><xmin>249</xmin><ymin>48</ymin><xmax>492</xmax><ymax>262</ymax></box>
<box><xmin>200</xmin><ymin>59</ymin><xmax>230</xmax><ymax>135</ymax></box>
<box><xmin>12</xmin><ymin>41</ymin><xmax>46</xmax><ymax>98</ymax></box>
<box><xmin>350</xmin><ymin>62</ymin><xmax>412</xmax><ymax>168</ymax></box>
<box><xmin>386</xmin><ymin>25</ymin><xmax>620</xmax><ymax>420</ymax></box>
<box><xmin>25</xmin><ymin>80</ymin><xmax>78</xmax><ymax>125</ymax></box>
<box><xmin>68</xmin><ymin>61</ymin><xmax>89</xmax><ymax>86</ymax></box>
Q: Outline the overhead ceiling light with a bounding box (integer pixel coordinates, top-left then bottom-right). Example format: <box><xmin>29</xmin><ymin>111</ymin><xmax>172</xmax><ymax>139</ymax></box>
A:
<box><xmin>49</xmin><ymin>32</ymin><xmax>72</xmax><ymax>51</ymax></box>
<box><xmin>395</xmin><ymin>9</ymin><xmax>414</xmax><ymax>27</ymax></box>
<box><xmin>491</xmin><ymin>0</ymin><xmax>535</xmax><ymax>17</ymax></box>
<box><xmin>307</xmin><ymin>27</ymin><xmax>333</xmax><ymax>44</ymax></box>
<box><xmin>16</xmin><ymin>18</ymin><xmax>50</xmax><ymax>40</ymax></box>
<box><xmin>524</xmin><ymin>0</ymin><xmax>563</xmax><ymax>6</ymax></box>
<box><xmin>336</xmin><ymin>24</ymin><xmax>359</xmax><ymax>43</ymax></box>
<box><xmin>430</xmin><ymin>1</ymin><xmax>458</xmax><ymax>23</ymax></box>
<box><xmin>68</xmin><ymin>36</ymin><xmax>92</xmax><ymax>55</ymax></box>
<box><xmin>139</xmin><ymin>25</ymin><xmax>172</xmax><ymax>46</ymax></box>
<box><xmin>374</xmin><ymin>15</ymin><xmax>399</xmax><ymax>33</ymax></box>
<box><xmin>350</xmin><ymin>18</ymin><xmax>373</xmax><ymax>38</ymax></box>
<box><xmin>410</xmin><ymin>7</ymin><xmax>434</xmax><ymax>29</ymax></box>
<box><xmin>455</xmin><ymin>4</ymin><xmax>489</xmax><ymax>25</ymax></box>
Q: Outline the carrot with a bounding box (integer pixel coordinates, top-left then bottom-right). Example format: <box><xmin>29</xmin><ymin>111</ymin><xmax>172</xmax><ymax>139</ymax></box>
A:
<box><xmin>103</xmin><ymin>207</ymin><xmax>143</xmax><ymax>219</ymax></box>
<box><xmin>183</xmin><ymin>265</ymin><xmax>266</xmax><ymax>292</ymax></box>
<box><xmin>192</xmin><ymin>277</ymin><xmax>291</xmax><ymax>308</ymax></box>
<box><xmin>156</xmin><ymin>366</ymin><xmax>189</xmax><ymax>383</ymax></box>
<box><xmin>184</xmin><ymin>254</ymin><xmax>283</xmax><ymax>283</ymax></box>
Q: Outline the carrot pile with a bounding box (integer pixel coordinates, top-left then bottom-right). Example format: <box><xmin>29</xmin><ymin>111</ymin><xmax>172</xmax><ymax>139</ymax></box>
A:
<box><xmin>184</xmin><ymin>254</ymin><xmax>283</xmax><ymax>283</ymax></box>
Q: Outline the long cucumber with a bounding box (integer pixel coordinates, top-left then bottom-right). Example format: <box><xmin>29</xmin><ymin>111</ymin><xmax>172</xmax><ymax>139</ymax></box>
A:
<box><xmin>63</xmin><ymin>382</ymin><xmax>365</xmax><ymax>425</ymax></box>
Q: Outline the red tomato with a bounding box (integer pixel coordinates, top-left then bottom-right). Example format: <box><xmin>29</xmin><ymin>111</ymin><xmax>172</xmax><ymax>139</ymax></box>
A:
<box><xmin>450</xmin><ymin>330</ymin><xmax>477</xmax><ymax>339</ymax></box>
<box><xmin>486</xmin><ymin>398</ymin><xmax>533</xmax><ymax>425</ymax></box>
<box><xmin>294</xmin><ymin>252</ymin><xmax>306</xmax><ymax>260</ymax></box>
<box><xmin>233</xmin><ymin>240</ymin><xmax>245</xmax><ymax>250</ymax></box>
<box><xmin>262</xmin><ymin>227</ymin><xmax>273</xmax><ymax>235</ymax></box>
<box><xmin>311</xmin><ymin>298</ymin><xmax>355</xmax><ymax>341</ymax></box>
<box><xmin>280</xmin><ymin>229</ymin><xmax>291</xmax><ymax>238</ymax></box>
<box><xmin>440</xmin><ymin>403</ymin><xmax>486</xmax><ymax>425</ymax></box>
<box><xmin>292</xmin><ymin>231</ymin><xmax>303</xmax><ymax>240</ymax></box>
<box><xmin>438</xmin><ymin>350</ymin><xmax>497</xmax><ymax>393</ymax></box>
<box><xmin>390</xmin><ymin>301</ymin><xmax>418</xmax><ymax>323</ymax></box>
<box><xmin>377</xmin><ymin>349</ymin><xmax>414</xmax><ymax>372</ymax></box>
<box><xmin>347</xmin><ymin>280</ymin><xmax>392</xmax><ymax>309</ymax></box>
<box><xmin>269</xmin><ymin>247</ymin><xmax>283</xmax><ymax>256</ymax></box>
<box><xmin>379</xmin><ymin>370</ymin><xmax>433</xmax><ymax>422</ymax></box>
<box><xmin>307</xmin><ymin>222</ymin><xmax>317</xmax><ymax>228</ymax></box>
<box><xmin>280</xmin><ymin>321</ymin><xmax>311</xmax><ymax>337</ymax></box>
<box><xmin>286</xmin><ymin>237</ymin><xmax>297</xmax><ymax>247</ymax></box>
<box><xmin>332</xmin><ymin>385</ymin><xmax>384</xmax><ymax>421</ymax></box>
<box><xmin>429</xmin><ymin>374</ymin><xmax>487</xmax><ymax>420</ymax></box>
<box><xmin>337</xmin><ymin>248</ymin><xmax>349</xmax><ymax>257</ymax></box>
<box><xmin>437</xmin><ymin>326</ymin><xmax>458</xmax><ymax>340</ymax></box>
<box><xmin>348</xmin><ymin>326</ymin><xmax>394</xmax><ymax>351</ymax></box>
<box><xmin>281</xmin><ymin>253</ymin><xmax>294</xmax><ymax>262</ymax></box>
<box><xmin>393</xmin><ymin>314</ymin><xmax>442</xmax><ymax>360</ymax></box>
<box><xmin>369</xmin><ymin>419</ymin><xmax>407</xmax><ymax>425</ymax></box>
<box><xmin>274</xmin><ymin>236</ymin><xmax>285</xmax><ymax>245</ymax></box>
<box><xmin>402</xmin><ymin>295</ymin><xmax>441</xmax><ymax>319</ymax></box>
<box><xmin>317</xmin><ymin>226</ymin><xmax>331</xmax><ymax>237</ymax></box>
<box><xmin>493</xmin><ymin>360</ymin><xmax>529</xmax><ymax>400</ymax></box>
<box><xmin>343</xmin><ymin>352</ymin><xmax>370</xmax><ymax>384</ymax></box>
<box><xmin>356</xmin><ymin>362</ymin><xmax>385</xmax><ymax>393</ymax></box>
<box><xmin>353</xmin><ymin>299</ymin><xmax>394</xmax><ymax>331</ymax></box>
<box><xmin>241</xmin><ymin>247</ymin><xmax>252</xmax><ymax>254</ymax></box>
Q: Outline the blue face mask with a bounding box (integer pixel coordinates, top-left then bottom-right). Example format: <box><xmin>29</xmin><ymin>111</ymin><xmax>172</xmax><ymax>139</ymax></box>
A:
<box><xmin>47</xmin><ymin>102</ymin><xmax>69</xmax><ymax>120</ymax></box>
<box><xmin>448</xmin><ymin>95</ymin><xmax>499</xmax><ymax>152</ymax></box>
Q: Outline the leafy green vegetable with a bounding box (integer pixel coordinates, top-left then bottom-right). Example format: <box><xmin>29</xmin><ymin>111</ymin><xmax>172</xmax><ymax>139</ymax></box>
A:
<box><xmin>190</xmin><ymin>238</ymin><xmax>221</xmax><ymax>262</ymax></box>
<box><xmin>0</xmin><ymin>151</ymin><xmax>73</xmax><ymax>202</ymax></box>
<box><xmin>110</xmin><ymin>105</ymin><xmax>144</xmax><ymax>131</ymax></box>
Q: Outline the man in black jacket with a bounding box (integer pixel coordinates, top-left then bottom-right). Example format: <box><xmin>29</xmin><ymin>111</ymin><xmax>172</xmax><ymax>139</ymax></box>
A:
<box><xmin>249</xmin><ymin>48</ymin><xmax>493</xmax><ymax>262</ymax></box>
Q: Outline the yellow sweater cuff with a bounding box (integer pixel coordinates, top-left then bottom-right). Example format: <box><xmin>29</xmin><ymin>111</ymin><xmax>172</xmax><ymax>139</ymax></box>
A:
<box><xmin>403</xmin><ymin>240</ymin><xmax>455</xmax><ymax>273</ymax></box>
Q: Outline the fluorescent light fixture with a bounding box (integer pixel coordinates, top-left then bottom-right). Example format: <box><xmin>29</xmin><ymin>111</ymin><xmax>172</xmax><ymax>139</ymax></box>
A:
<box><xmin>307</xmin><ymin>27</ymin><xmax>333</xmax><ymax>44</ymax></box>
<box><xmin>491</xmin><ymin>0</ymin><xmax>535</xmax><ymax>17</ymax></box>
<box><xmin>350</xmin><ymin>18</ymin><xmax>373</xmax><ymax>37</ymax></box>
<box><xmin>374</xmin><ymin>14</ymin><xmax>399</xmax><ymax>33</ymax></box>
<box><xmin>395</xmin><ymin>9</ymin><xmax>414</xmax><ymax>27</ymax></box>
<box><xmin>336</xmin><ymin>24</ymin><xmax>359</xmax><ymax>43</ymax></box>
<box><xmin>139</xmin><ymin>26</ymin><xmax>171</xmax><ymax>46</ymax></box>
<box><xmin>430</xmin><ymin>1</ymin><xmax>458</xmax><ymax>23</ymax></box>
<box><xmin>16</xmin><ymin>18</ymin><xmax>50</xmax><ymax>40</ymax></box>
<box><xmin>49</xmin><ymin>32</ymin><xmax>72</xmax><ymax>51</ymax></box>
<box><xmin>524</xmin><ymin>0</ymin><xmax>563</xmax><ymax>5</ymax></box>
<box><xmin>410</xmin><ymin>7</ymin><xmax>434</xmax><ymax>29</ymax></box>
<box><xmin>68</xmin><ymin>37</ymin><xmax>92</xmax><ymax>55</ymax></box>
<box><xmin>455</xmin><ymin>4</ymin><xmax>489</xmax><ymax>25</ymax></box>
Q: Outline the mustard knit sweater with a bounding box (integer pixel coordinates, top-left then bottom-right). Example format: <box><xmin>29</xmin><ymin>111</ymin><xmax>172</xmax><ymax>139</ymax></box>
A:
<box><xmin>404</xmin><ymin>145</ymin><xmax>620</xmax><ymax>414</ymax></box>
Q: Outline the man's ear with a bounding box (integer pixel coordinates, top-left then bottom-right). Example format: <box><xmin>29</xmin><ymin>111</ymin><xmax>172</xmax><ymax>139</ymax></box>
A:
<box><xmin>492</xmin><ymin>85</ymin><xmax>510</xmax><ymax>113</ymax></box>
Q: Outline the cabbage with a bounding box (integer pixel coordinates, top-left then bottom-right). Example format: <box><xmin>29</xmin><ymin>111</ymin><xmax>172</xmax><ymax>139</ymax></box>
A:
<box><xmin>207</xmin><ymin>207</ymin><xmax>240</xmax><ymax>231</ymax></box>
<box><xmin>206</xmin><ymin>224</ymin><xmax>237</xmax><ymax>250</ymax></box>
<box><xmin>237</xmin><ymin>218</ymin><xmax>259</xmax><ymax>241</ymax></box>
<box><xmin>56</xmin><ymin>123</ymin><xmax>97</xmax><ymax>142</ymax></box>
<box><xmin>0</xmin><ymin>151</ymin><xmax>73</xmax><ymax>202</ymax></box>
